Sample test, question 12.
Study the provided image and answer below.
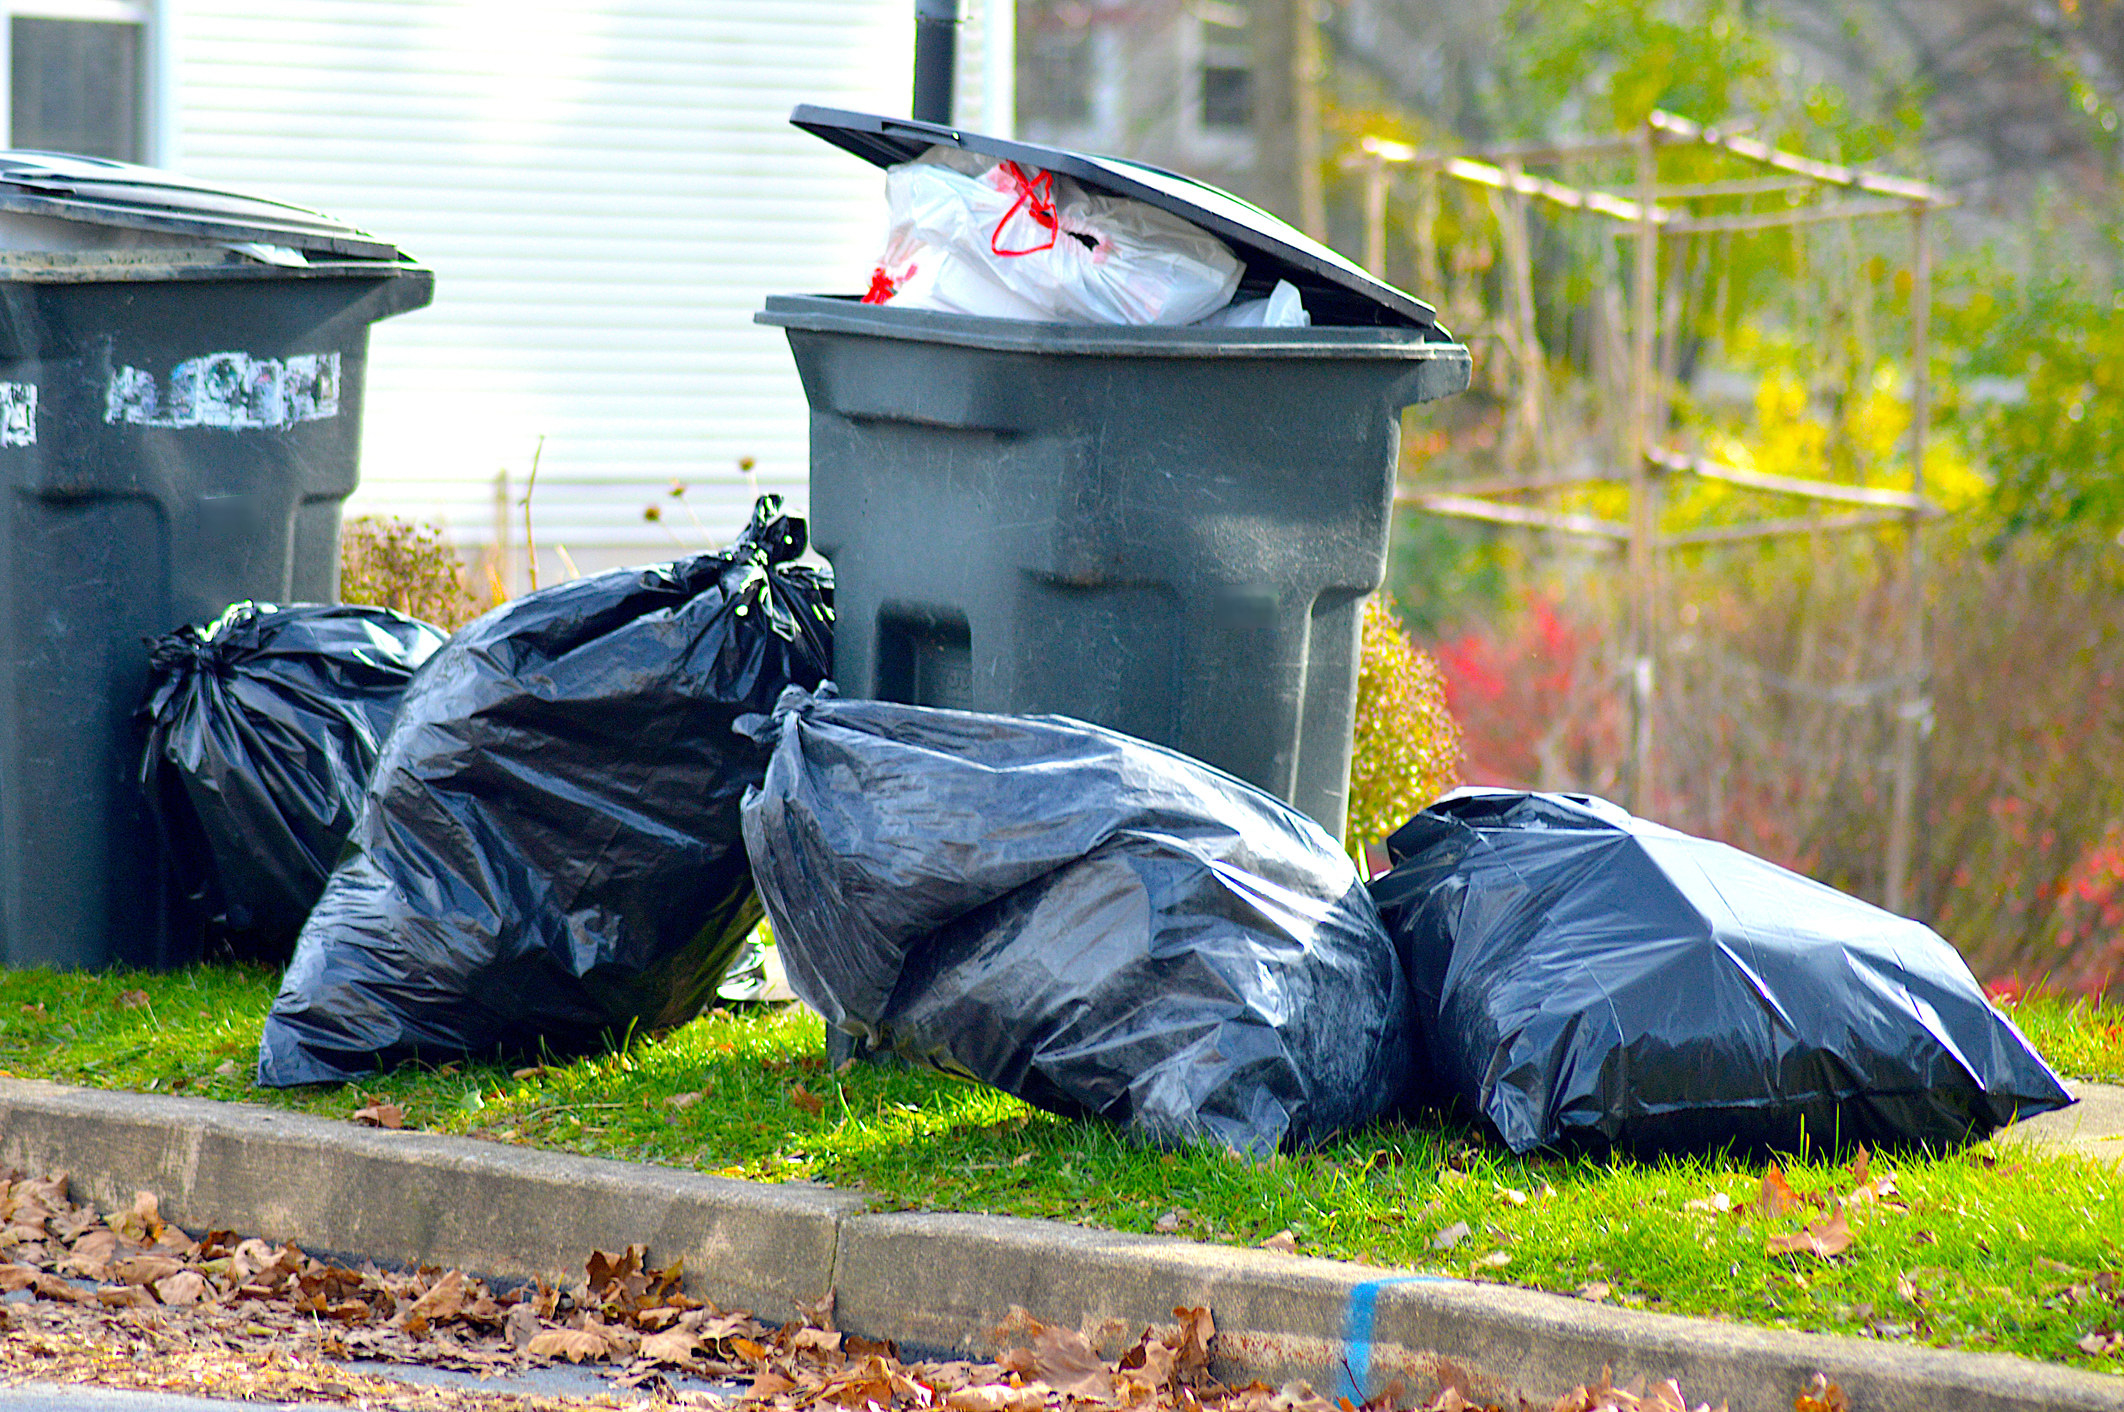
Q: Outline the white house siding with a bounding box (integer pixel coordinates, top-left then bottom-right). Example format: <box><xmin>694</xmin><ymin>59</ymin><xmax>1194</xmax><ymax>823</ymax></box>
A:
<box><xmin>162</xmin><ymin>0</ymin><xmax>1012</xmax><ymax>585</ymax></box>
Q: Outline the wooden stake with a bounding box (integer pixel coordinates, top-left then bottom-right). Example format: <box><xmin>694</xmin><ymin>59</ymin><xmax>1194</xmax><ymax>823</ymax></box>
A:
<box><xmin>1884</xmin><ymin>206</ymin><xmax>1933</xmax><ymax>915</ymax></box>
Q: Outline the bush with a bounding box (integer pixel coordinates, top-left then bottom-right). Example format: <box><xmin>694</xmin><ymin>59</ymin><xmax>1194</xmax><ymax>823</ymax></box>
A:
<box><xmin>339</xmin><ymin>516</ymin><xmax>484</xmax><ymax>631</ymax></box>
<box><xmin>1346</xmin><ymin>592</ymin><xmax>1464</xmax><ymax>853</ymax></box>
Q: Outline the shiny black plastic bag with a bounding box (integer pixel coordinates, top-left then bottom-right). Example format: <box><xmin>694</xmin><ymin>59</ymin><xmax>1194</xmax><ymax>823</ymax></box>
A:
<box><xmin>1369</xmin><ymin>788</ymin><xmax>2074</xmax><ymax>1155</ymax></box>
<box><xmin>739</xmin><ymin>685</ymin><xmax>1409</xmax><ymax>1154</ymax></box>
<box><xmin>141</xmin><ymin>602</ymin><xmax>447</xmax><ymax>965</ymax></box>
<box><xmin>257</xmin><ymin>497</ymin><xmax>832</xmax><ymax>1087</ymax></box>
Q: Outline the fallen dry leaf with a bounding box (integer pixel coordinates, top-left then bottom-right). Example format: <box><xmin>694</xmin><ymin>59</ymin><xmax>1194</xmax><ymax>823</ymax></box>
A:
<box><xmin>789</xmin><ymin>1084</ymin><xmax>826</xmax><ymax>1116</ymax></box>
<box><xmin>350</xmin><ymin>1102</ymin><xmax>406</xmax><ymax>1130</ymax></box>
<box><xmin>1170</xmin><ymin>1305</ymin><xmax>1215</xmax><ymax>1381</ymax></box>
<box><xmin>637</xmin><ymin>1325</ymin><xmax>705</xmax><ymax>1364</ymax></box>
<box><xmin>1753</xmin><ymin>1165</ymin><xmax>1805</xmax><ymax>1219</ymax></box>
<box><xmin>153</xmin><ymin>1269</ymin><xmax>209</xmax><ymax>1306</ymax></box>
<box><xmin>1001</xmin><ymin>1314</ymin><xmax>1114</xmax><ymax>1400</ymax></box>
<box><xmin>1793</xmin><ymin>1372</ymin><xmax>1849</xmax><ymax>1412</ymax></box>
<box><xmin>948</xmin><ymin>1383</ymin><xmax>1046</xmax><ymax>1412</ymax></box>
<box><xmin>397</xmin><ymin>1269</ymin><xmax>468</xmax><ymax>1326</ymax></box>
<box><xmin>527</xmin><ymin>1326</ymin><xmax>612</xmax><ymax>1363</ymax></box>
<box><xmin>0</xmin><ymin>1164</ymin><xmax>1744</xmax><ymax>1412</ymax></box>
<box><xmin>1766</xmin><ymin>1207</ymin><xmax>1853</xmax><ymax>1261</ymax></box>
<box><xmin>1432</xmin><ymin>1220</ymin><xmax>1472</xmax><ymax>1251</ymax></box>
<box><xmin>1155</xmin><ymin>1210</ymin><xmax>1183</xmax><ymax>1234</ymax></box>
<box><xmin>1260</xmin><ymin>1230</ymin><xmax>1298</xmax><ymax>1255</ymax></box>
<box><xmin>1576</xmin><ymin>1283</ymin><xmax>1611</xmax><ymax>1303</ymax></box>
<box><xmin>503</xmin><ymin>1300</ymin><xmax>541</xmax><ymax>1350</ymax></box>
<box><xmin>115</xmin><ymin>990</ymin><xmax>149</xmax><ymax>1010</ymax></box>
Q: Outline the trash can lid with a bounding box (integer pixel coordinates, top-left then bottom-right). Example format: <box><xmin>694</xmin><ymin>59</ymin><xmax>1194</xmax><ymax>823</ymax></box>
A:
<box><xmin>0</xmin><ymin>152</ymin><xmax>405</xmax><ymax>262</ymax></box>
<box><xmin>791</xmin><ymin>106</ymin><xmax>1439</xmax><ymax>331</ymax></box>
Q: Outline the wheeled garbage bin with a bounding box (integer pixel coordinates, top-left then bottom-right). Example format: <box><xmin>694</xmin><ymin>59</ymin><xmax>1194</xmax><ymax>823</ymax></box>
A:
<box><xmin>759</xmin><ymin>108</ymin><xmax>1470</xmax><ymax>838</ymax></box>
<box><xmin>0</xmin><ymin>153</ymin><xmax>432</xmax><ymax>971</ymax></box>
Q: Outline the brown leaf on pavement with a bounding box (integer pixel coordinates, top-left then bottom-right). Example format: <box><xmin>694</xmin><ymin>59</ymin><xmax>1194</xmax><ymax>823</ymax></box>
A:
<box><xmin>1267</xmin><ymin>1379</ymin><xmax>1340</xmax><ymax>1412</ymax></box>
<box><xmin>110</xmin><ymin>1254</ymin><xmax>186</xmax><ymax>1286</ymax></box>
<box><xmin>396</xmin><ymin>1268</ymin><xmax>468</xmax><ymax>1326</ymax></box>
<box><xmin>58</xmin><ymin>1228</ymin><xmax>121</xmax><ymax>1279</ymax></box>
<box><xmin>948</xmin><ymin>1384</ymin><xmax>1046</xmax><ymax>1412</ymax></box>
<box><xmin>638</xmin><ymin>1325</ymin><xmax>706</xmax><ymax>1364</ymax></box>
<box><xmin>28</xmin><ymin>1270</ymin><xmax>90</xmax><ymax>1304</ymax></box>
<box><xmin>151</xmin><ymin>1270</ymin><xmax>209</xmax><ymax>1306</ymax></box>
<box><xmin>1118</xmin><ymin>1326</ymin><xmax>1179</xmax><ymax>1394</ymax></box>
<box><xmin>744</xmin><ymin>1369</ymin><xmax>802</xmax><ymax>1401</ymax></box>
<box><xmin>1001</xmin><ymin>1314</ymin><xmax>1115</xmax><ymax>1400</ymax></box>
<box><xmin>526</xmin><ymin>1325</ymin><xmax>612</xmax><ymax>1363</ymax></box>
<box><xmin>503</xmin><ymin>1299</ymin><xmax>541</xmax><ymax>1351</ymax></box>
<box><xmin>1171</xmin><ymin>1305</ymin><xmax>1216</xmax><ymax>1381</ymax></box>
<box><xmin>1793</xmin><ymin>1373</ymin><xmax>1849</xmax><ymax>1412</ymax></box>
<box><xmin>799</xmin><ymin>1286</ymin><xmax>837</xmax><ymax>1331</ymax></box>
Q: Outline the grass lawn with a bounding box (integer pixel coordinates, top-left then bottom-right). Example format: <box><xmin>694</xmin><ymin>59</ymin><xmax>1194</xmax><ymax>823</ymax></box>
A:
<box><xmin>3</xmin><ymin>963</ymin><xmax>2123</xmax><ymax>1375</ymax></box>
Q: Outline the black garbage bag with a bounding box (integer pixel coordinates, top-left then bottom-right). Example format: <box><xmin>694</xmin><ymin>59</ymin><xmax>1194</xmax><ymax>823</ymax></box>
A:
<box><xmin>141</xmin><ymin>602</ymin><xmax>448</xmax><ymax>965</ymax></box>
<box><xmin>739</xmin><ymin>685</ymin><xmax>1409</xmax><ymax>1154</ymax></box>
<box><xmin>1369</xmin><ymin>788</ymin><xmax>2074</xmax><ymax>1156</ymax></box>
<box><xmin>257</xmin><ymin>496</ymin><xmax>832</xmax><ymax>1087</ymax></box>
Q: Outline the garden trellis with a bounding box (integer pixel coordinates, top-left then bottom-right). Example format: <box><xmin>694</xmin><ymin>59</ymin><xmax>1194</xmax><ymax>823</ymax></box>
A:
<box><xmin>1356</xmin><ymin>111</ymin><xmax>1952</xmax><ymax>912</ymax></box>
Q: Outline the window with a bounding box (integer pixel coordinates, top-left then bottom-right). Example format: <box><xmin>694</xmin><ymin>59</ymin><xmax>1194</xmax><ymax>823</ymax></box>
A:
<box><xmin>1194</xmin><ymin>3</ymin><xmax>1251</xmax><ymax>132</ymax></box>
<box><xmin>1017</xmin><ymin>8</ymin><xmax>1098</xmax><ymax>129</ymax></box>
<box><xmin>8</xmin><ymin>2</ymin><xmax>151</xmax><ymax>162</ymax></box>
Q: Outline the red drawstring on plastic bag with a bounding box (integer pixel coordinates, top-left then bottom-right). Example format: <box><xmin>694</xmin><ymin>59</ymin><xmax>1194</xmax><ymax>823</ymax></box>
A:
<box><xmin>862</xmin><ymin>265</ymin><xmax>907</xmax><ymax>305</ymax></box>
<box><xmin>990</xmin><ymin>161</ymin><xmax>1059</xmax><ymax>257</ymax></box>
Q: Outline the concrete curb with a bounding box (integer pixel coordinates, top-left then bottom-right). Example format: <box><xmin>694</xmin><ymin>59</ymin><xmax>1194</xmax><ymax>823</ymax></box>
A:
<box><xmin>2</xmin><ymin>1078</ymin><xmax>2119</xmax><ymax>1412</ymax></box>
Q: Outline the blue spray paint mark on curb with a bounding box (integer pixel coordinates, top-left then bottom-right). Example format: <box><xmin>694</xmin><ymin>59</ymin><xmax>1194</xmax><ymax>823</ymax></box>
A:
<box><xmin>1339</xmin><ymin>1276</ymin><xmax>1458</xmax><ymax>1406</ymax></box>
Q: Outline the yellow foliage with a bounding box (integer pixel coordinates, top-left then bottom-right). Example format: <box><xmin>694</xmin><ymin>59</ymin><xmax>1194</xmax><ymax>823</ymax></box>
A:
<box><xmin>1346</xmin><ymin>595</ymin><xmax>1464</xmax><ymax>853</ymax></box>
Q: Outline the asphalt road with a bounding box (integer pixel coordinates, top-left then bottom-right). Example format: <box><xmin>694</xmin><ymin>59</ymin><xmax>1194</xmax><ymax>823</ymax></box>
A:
<box><xmin>0</xmin><ymin>1390</ymin><xmax>340</xmax><ymax>1411</ymax></box>
<box><xmin>0</xmin><ymin>1358</ymin><xmax>742</xmax><ymax>1409</ymax></box>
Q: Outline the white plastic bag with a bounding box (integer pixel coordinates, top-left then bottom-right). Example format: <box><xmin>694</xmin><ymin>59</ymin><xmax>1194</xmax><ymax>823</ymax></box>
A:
<box><xmin>864</xmin><ymin>147</ymin><xmax>1243</xmax><ymax>326</ymax></box>
<box><xmin>1195</xmin><ymin>279</ymin><xmax>1310</xmax><ymax>328</ymax></box>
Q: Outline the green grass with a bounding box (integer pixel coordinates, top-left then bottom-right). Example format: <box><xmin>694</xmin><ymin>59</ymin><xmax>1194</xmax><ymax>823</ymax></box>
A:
<box><xmin>4</xmin><ymin>966</ymin><xmax>2123</xmax><ymax>1374</ymax></box>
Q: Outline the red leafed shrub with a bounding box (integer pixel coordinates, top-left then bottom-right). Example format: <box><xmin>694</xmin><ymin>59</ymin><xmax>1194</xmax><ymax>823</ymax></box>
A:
<box><xmin>2039</xmin><ymin>832</ymin><xmax>2124</xmax><ymax>998</ymax></box>
<box><xmin>1425</xmin><ymin>590</ymin><xmax>1625</xmax><ymax>797</ymax></box>
<box><xmin>1409</xmin><ymin>541</ymin><xmax>2124</xmax><ymax>993</ymax></box>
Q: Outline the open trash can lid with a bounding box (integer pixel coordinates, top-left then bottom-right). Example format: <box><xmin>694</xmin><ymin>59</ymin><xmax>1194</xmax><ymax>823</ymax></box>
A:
<box><xmin>791</xmin><ymin>105</ymin><xmax>1440</xmax><ymax>331</ymax></box>
<box><xmin>0</xmin><ymin>152</ymin><xmax>406</xmax><ymax>262</ymax></box>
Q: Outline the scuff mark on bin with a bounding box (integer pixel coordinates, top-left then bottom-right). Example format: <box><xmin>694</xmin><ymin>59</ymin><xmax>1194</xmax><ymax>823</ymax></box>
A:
<box><xmin>104</xmin><ymin>351</ymin><xmax>340</xmax><ymax>430</ymax></box>
<box><xmin>0</xmin><ymin>383</ymin><xmax>35</xmax><ymax>447</ymax></box>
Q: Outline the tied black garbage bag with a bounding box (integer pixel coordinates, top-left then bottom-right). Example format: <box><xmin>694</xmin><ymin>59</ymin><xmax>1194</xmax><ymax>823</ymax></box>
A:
<box><xmin>141</xmin><ymin>602</ymin><xmax>448</xmax><ymax>964</ymax></box>
<box><xmin>1369</xmin><ymin>788</ymin><xmax>2074</xmax><ymax>1155</ymax></box>
<box><xmin>739</xmin><ymin>685</ymin><xmax>1408</xmax><ymax>1154</ymax></box>
<box><xmin>257</xmin><ymin>496</ymin><xmax>832</xmax><ymax>1087</ymax></box>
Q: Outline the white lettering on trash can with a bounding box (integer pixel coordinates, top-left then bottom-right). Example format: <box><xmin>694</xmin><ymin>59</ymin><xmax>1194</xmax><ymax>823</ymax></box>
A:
<box><xmin>104</xmin><ymin>352</ymin><xmax>340</xmax><ymax>431</ymax></box>
<box><xmin>0</xmin><ymin>383</ymin><xmax>34</xmax><ymax>447</ymax></box>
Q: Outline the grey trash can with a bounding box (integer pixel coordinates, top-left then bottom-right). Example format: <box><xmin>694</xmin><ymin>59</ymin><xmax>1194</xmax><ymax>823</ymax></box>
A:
<box><xmin>759</xmin><ymin>109</ymin><xmax>1469</xmax><ymax>838</ymax></box>
<box><xmin>0</xmin><ymin>152</ymin><xmax>432</xmax><ymax>971</ymax></box>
